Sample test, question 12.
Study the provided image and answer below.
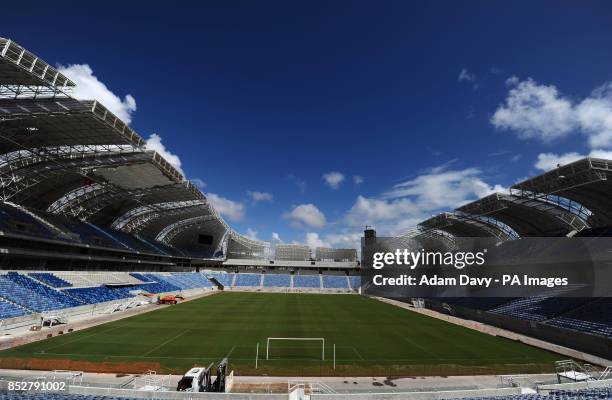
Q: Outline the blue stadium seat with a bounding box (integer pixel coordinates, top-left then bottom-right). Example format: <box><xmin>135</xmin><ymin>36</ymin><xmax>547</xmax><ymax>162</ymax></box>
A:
<box><xmin>131</xmin><ymin>274</ymin><xmax>181</xmax><ymax>293</ymax></box>
<box><xmin>28</xmin><ymin>272</ymin><xmax>73</xmax><ymax>288</ymax></box>
<box><xmin>442</xmin><ymin>387</ymin><xmax>612</xmax><ymax>399</ymax></box>
<box><xmin>442</xmin><ymin>297</ymin><xmax>515</xmax><ymax>311</ymax></box>
<box><xmin>0</xmin><ymin>204</ymin><xmax>189</xmax><ymax>257</ymax></box>
<box><xmin>489</xmin><ymin>297</ymin><xmax>596</xmax><ymax>322</ymax></box>
<box><xmin>1</xmin><ymin>272</ymin><xmax>82</xmax><ymax>311</ymax></box>
<box><xmin>263</xmin><ymin>274</ymin><xmax>291</xmax><ymax>288</ymax></box>
<box><xmin>63</xmin><ymin>286</ymin><xmax>133</xmax><ymax>304</ymax></box>
<box><xmin>207</xmin><ymin>272</ymin><xmax>234</xmax><ymax>286</ymax></box>
<box><xmin>129</xmin><ymin>272</ymin><xmax>154</xmax><ymax>283</ymax></box>
<box><xmin>234</xmin><ymin>273</ymin><xmax>261</xmax><ymax>287</ymax></box>
<box><xmin>156</xmin><ymin>272</ymin><xmax>212</xmax><ymax>290</ymax></box>
<box><xmin>322</xmin><ymin>275</ymin><xmax>348</xmax><ymax>289</ymax></box>
<box><xmin>0</xmin><ymin>204</ymin><xmax>58</xmax><ymax>241</ymax></box>
<box><xmin>0</xmin><ymin>385</ymin><xmax>611</xmax><ymax>399</ymax></box>
<box><xmin>138</xmin><ymin>238</ymin><xmax>186</xmax><ymax>256</ymax></box>
<box><xmin>293</xmin><ymin>275</ymin><xmax>320</xmax><ymax>288</ymax></box>
<box><xmin>546</xmin><ymin>298</ymin><xmax>612</xmax><ymax>338</ymax></box>
<box><xmin>40</xmin><ymin>214</ymin><xmax>125</xmax><ymax>249</ymax></box>
<box><xmin>92</xmin><ymin>226</ymin><xmax>162</xmax><ymax>254</ymax></box>
<box><xmin>0</xmin><ymin>298</ymin><xmax>27</xmax><ymax>319</ymax></box>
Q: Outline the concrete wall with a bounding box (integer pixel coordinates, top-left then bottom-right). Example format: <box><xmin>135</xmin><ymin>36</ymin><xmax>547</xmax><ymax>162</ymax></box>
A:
<box><xmin>312</xmin><ymin>388</ymin><xmax>521</xmax><ymax>400</ymax></box>
<box><xmin>537</xmin><ymin>377</ymin><xmax>612</xmax><ymax>393</ymax></box>
<box><xmin>223</xmin><ymin>259</ymin><xmax>358</xmax><ymax>269</ymax></box>
<box><xmin>69</xmin><ymin>385</ymin><xmax>287</xmax><ymax>399</ymax></box>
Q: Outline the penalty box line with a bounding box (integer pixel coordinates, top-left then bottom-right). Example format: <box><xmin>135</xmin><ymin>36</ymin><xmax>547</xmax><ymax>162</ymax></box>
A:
<box><xmin>39</xmin><ymin>325</ymin><xmax>127</xmax><ymax>354</ymax></box>
<box><xmin>351</xmin><ymin>346</ymin><xmax>365</xmax><ymax>361</ymax></box>
<box><xmin>141</xmin><ymin>329</ymin><xmax>191</xmax><ymax>357</ymax></box>
<box><xmin>225</xmin><ymin>345</ymin><xmax>236</xmax><ymax>358</ymax></box>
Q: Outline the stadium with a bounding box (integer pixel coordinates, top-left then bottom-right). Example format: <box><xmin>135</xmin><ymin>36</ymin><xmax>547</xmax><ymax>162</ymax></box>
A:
<box><xmin>0</xmin><ymin>35</ymin><xmax>611</xmax><ymax>400</ymax></box>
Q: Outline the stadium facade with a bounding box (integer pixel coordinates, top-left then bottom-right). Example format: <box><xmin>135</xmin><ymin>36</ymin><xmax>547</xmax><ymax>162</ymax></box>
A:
<box><xmin>0</xmin><ymin>37</ymin><xmax>611</xmax><ymax>399</ymax></box>
<box><xmin>0</xmin><ymin>37</ymin><xmax>358</xmax><ymax>273</ymax></box>
<box><xmin>382</xmin><ymin>157</ymin><xmax>612</xmax><ymax>361</ymax></box>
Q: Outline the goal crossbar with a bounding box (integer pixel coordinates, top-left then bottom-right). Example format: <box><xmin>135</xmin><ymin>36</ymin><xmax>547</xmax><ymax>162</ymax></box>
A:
<box><xmin>266</xmin><ymin>337</ymin><xmax>325</xmax><ymax>360</ymax></box>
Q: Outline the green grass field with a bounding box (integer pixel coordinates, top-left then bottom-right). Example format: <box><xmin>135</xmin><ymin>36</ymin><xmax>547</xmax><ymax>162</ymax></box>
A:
<box><xmin>0</xmin><ymin>292</ymin><xmax>564</xmax><ymax>376</ymax></box>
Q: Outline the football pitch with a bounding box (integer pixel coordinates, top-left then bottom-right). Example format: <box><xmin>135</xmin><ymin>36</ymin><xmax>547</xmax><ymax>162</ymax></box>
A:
<box><xmin>0</xmin><ymin>292</ymin><xmax>564</xmax><ymax>376</ymax></box>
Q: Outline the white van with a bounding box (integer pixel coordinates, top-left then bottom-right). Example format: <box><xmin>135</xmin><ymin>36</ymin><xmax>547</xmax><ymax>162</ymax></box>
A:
<box><xmin>176</xmin><ymin>367</ymin><xmax>206</xmax><ymax>392</ymax></box>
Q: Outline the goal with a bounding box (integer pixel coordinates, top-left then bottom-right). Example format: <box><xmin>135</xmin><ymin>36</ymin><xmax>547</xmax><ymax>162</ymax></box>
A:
<box><xmin>266</xmin><ymin>337</ymin><xmax>325</xmax><ymax>360</ymax></box>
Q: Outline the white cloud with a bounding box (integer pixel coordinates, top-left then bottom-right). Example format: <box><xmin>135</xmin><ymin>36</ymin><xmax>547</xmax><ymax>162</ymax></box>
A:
<box><xmin>590</xmin><ymin>149</ymin><xmax>612</xmax><ymax>159</ymax></box>
<box><xmin>343</xmin><ymin>164</ymin><xmax>505</xmax><ymax>236</ymax></box>
<box><xmin>206</xmin><ymin>193</ymin><xmax>245</xmax><ymax>221</ymax></box>
<box><xmin>345</xmin><ymin>196</ymin><xmax>418</xmax><ymax>226</ymax></box>
<box><xmin>245</xmin><ymin>228</ymin><xmax>259</xmax><ymax>240</ymax></box>
<box><xmin>284</xmin><ymin>203</ymin><xmax>326</xmax><ymax>229</ymax></box>
<box><xmin>58</xmin><ymin>64</ymin><xmax>137</xmax><ymax>124</ymax></box>
<box><xmin>534</xmin><ymin>152</ymin><xmax>584</xmax><ymax>171</ymax></box>
<box><xmin>458</xmin><ymin>68</ymin><xmax>475</xmax><ymax>82</ymax></box>
<box><xmin>505</xmin><ymin>75</ymin><xmax>520</xmax><ymax>87</ymax></box>
<box><xmin>382</xmin><ymin>167</ymin><xmax>505</xmax><ymax>209</ymax></box>
<box><xmin>491</xmin><ymin>78</ymin><xmax>576</xmax><ymax>142</ymax></box>
<box><xmin>247</xmin><ymin>191</ymin><xmax>273</xmax><ymax>202</ymax></box>
<box><xmin>304</xmin><ymin>232</ymin><xmax>327</xmax><ymax>249</ymax></box>
<box><xmin>492</xmin><ymin>78</ymin><xmax>612</xmax><ymax>149</ymax></box>
<box><xmin>191</xmin><ymin>178</ymin><xmax>206</xmax><ymax>189</ymax></box>
<box><xmin>322</xmin><ymin>171</ymin><xmax>345</xmax><ymax>189</ymax></box>
<box><xmin>353</xmin><ymin>175</ymin><xmax>364</xmax><ymax>185</ymax></box>
<box><xmin>293</xmin><ymin>231</ymin><xmax>362</xmax><ymax>256</ymax></box>
<box><xmin>145</xmin><ymin>134</ymin><xmax>184</xmax><ymax>176</ymax></box>
<box><xmin>575</xmin><ymin>83</ymin><xmax>612</xmax><ymax>148</ymax></box>
<box><xmin>271</xmin><ymin>232</ymin><xmax>283</xmax><ymax>244</ymax></box>
<box><xmin>291</xmin><ymin>165</ymin><xmax>505</xmax><ymax>250</ymax></box>
<box><xmin>534</xmin><ymin>149</ymin><xmax>612</xmax><ymax>171</ymax></box>
<box><xmin>324</xmin><ymin>231</ymin><xmax>363</xmax><ymax>249</ymax></box>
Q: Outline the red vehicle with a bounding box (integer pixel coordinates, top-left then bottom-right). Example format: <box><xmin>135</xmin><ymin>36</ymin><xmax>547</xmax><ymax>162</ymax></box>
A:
<box><xmin>157</xmin><ymin>295</ymin><xmax>180</xmax><ymax>305</ymax></box>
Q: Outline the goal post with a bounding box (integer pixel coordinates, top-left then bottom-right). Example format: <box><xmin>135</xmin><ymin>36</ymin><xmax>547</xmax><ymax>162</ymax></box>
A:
<box><xmin>266</xmin><ymin>337</ymin><xmax>325</xmax><ymax>360</ymax></box>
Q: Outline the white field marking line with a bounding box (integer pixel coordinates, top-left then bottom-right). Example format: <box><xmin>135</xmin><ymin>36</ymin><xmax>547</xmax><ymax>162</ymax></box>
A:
<box><xmin>396</xmin><ymin>333</ymin><xmax>440</xmax><ymax>360</ymax></box>
<box><xmin>267</xmin><ymin>345</ymin><xmax>329</xmax><ymax>350</ymax></box>
<box><xmin>27</xmin><ymin>351</ymin><xmax>541</xmax><ymax>363</ymax></box>
<box><xmin>141</xmin><ymin>329</ymin><xmax>191</xmax><ymax>357</ymax></box>
<box><xmin>351</xmin><ymin>346</ymin><xmax>365</xmax><ymax>361</ymax></box>
<box><xmin>38</xmin><ymin>325</ymin><xmax>125</xmax><ymax>354</ymax></box>
<box><xmin>36</xmin><ymin>353</ymin><xmax>244</xmax><ymax>361</ymax></box>
<box><xmin>225</xmin><ymin>345</ymin><xmax>236</xmax><ymax>358</ymax></box>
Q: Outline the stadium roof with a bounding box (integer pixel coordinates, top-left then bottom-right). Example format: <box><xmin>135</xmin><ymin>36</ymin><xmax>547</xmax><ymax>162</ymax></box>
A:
<box><xmin>158</xmin><ymin>215</ymin><xmax>229</xmax><ymax>252</ymax></box>
<box><xmin>0</xmin><ymin>37</ymin><xmax>356</xmax><ymax>258</ymax></box>
<box><xmin>0</xmin><ymin>38</ymin><xmax>74</xmax><ymax>89</ymax></box>
<box><xmin>2</xmin><ymin>150</ymin><xmax>172</xmax><ymax>203</ymax></box>
<box><xmin>405</xmin><ymin>157</ymin><xmax>612</xmax><ymax>244</ymax></box>
<box><xmin>226</xmin><ymin>232</ymin><xmax>271</xmax><ymax>260</ymax></box>
<box><xmin>0</xmin><ymin>98</ymin><xmax>145</xmax><ymax>153</ymax></box>
<box><xmin>127</xmin><ymin>201</ymin><xmax>213</xmax><ymax>238</ymax></box>
<box><xmin>0</xmin><ymin>38</ymin><xmax>238</xmax><ymax>254</ymax></box>
<box><xmin>400</xmin><ymin>228</ymin><xmax>457</xmax><ymax>251</ymax></box>
<box><xmin>418</xmin><ymin>212</ymin><xmax>516</xmax><ymax>241</ymax></box>
<box><xmin>456</xmin><ymin>192</ymin><xmax>589</xmax><ymax>236</ymax></box>
<box><xmin>0</xmin><ymin>148</ymin><xmax>201</xmax><ymax>224</ymax></box>
<box><xmin>511</xmin><ymin>157</ymin><xmax>612</xmax><ymax>228</ymax></box>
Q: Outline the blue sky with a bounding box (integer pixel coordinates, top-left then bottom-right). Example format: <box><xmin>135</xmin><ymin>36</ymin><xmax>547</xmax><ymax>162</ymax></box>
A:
<box><xmin>4</xmin><ymin>1</ymin><xmax>612</xmax><ymax>249</ymax></box>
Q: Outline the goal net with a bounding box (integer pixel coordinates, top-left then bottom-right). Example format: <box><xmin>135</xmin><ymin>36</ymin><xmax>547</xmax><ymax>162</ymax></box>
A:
<box><xmin>266</xmin><ymin>337</ymin><xmax>325</xmax><ymax>360</ymax></box>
